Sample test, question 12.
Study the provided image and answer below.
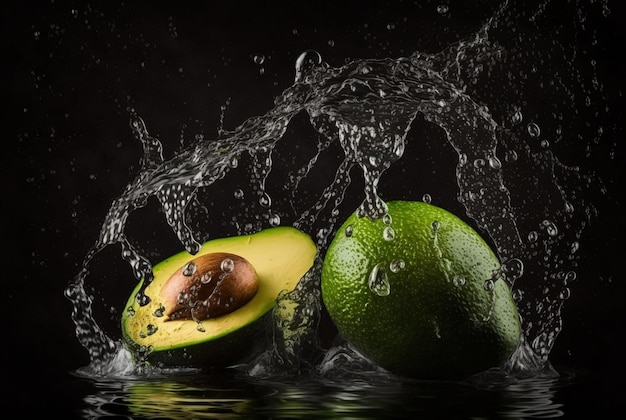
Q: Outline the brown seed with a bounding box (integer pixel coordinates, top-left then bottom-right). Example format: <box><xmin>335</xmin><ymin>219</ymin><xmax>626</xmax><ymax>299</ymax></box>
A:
<box><xmin>160</xmin><ymin>252</ymin><xmax>259</xmax><ymax>322</ymax></box>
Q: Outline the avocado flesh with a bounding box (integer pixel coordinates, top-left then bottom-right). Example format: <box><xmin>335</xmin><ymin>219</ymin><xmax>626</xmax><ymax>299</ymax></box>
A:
<box><xmin>121</xmin><ymin>226</ymin><xmax>317</xmax><ymax>367</ymax></box>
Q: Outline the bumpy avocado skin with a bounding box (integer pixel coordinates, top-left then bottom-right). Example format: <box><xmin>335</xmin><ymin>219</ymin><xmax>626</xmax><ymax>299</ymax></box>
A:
<box><xmin>321</xmin><ymin>201</ymin><xmax>522</xmax><ymax>379</ymax></box>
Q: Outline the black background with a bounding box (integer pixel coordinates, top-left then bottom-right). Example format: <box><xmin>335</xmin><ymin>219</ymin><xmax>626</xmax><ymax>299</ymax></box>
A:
<box><xmin>3</xmin><ymin>0</ymin><xmax>625</xmax><ymax>416</ymax></box>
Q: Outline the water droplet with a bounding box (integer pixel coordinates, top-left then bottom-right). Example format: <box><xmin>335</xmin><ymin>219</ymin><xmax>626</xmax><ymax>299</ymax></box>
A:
<box><xmin>453</xmin><ymin>275</ymin><xmax>466</xmax><ymax>286</ymax></box>
<box><xmin>383</xmin><ymin>226</ymin><xmax>395</xmax><ymax>241</ymax></box>
<box><xmin>564</xmin><ymin>271</ymin><xmax>577</xmax><ymax>284</ymax></box>
<box><xmin>488</xmin><ymin>156</ymin><xmax>502</xmax><ymax>169</ymax></box>
<box><xmin>483</xmin><ymin>279</ymin><xmax>495</xmax><ymax>291</ymax></box>
<box><xmin>196</xmin><ymin>323</ymin><xmax>206</xmax><ymax>332</ymax></box>
<box><xmin>146</xmin><ymin>324</ymin><xmax>158</xmax><ymax>336</ymax></box>
<box><xmin>382</xmin><ymin>213</ymin><xmax>393</xmax><ymax>226</ymax></box>
<box><xmin>389</xmin><ymin>259</ymin><xmax>405</xmax><ymax>273</ymax></box>
<box><xmin>528</xmin><ymin>231</ymin><xmax>538</xmax><ymax>243</ymax></box>
<box><xmin>512</xmin><ymin>289</ymin><xmax>524</xmax><ymax>302</ymax></box>
<box><xmin>259</xmin><ymin>192</ymin><xmax>272</xmax><ymax>208</ymax></box>
<box><xmin>564</xmin><ymin>201</ymin><xmax>575</xmax><ymax>213</ymax></box>
<box><xmin>433</xmin><ymin>321</ymin><xmax>441</xmax><ymax>339</ymax></box>
<box><xmin>473</xmin><ymin>158</ymin><xmax>485</xmax><ymax>168</ymax></box>
<box><xmin>394</xmin><ymin>137</ymin><xmax>406</xmax><ymax>158</ymax></box>
<box><xmin>559</xmin><ymin>287</ymin><xmax>571</xmax><ymax>300</ymax></box>
<box><xmin>570</xmin><ymin>241</ymin><xmax>579</xmax><ymax>254</ymax></box>
<box><xmin>422</xmin><ymin>193</ymin><xmax>432</xmax><ymax>204</ymax></box>
<box><xmin>269</xmin><ymin>213</ymin><xmax>281</xmax><ymax>227</ymax></box>
<box><xmin>234</xmin><ymin>189</ymin><xmax>244</xmax><ymax>199</ymax></box>
<box><xmin>200</xmin><ymin>271</ymin><xmax>213</xmax><ymax>284</ymax></box>
<box><xmin>253</xmin><ymin>54</ymin><xmax>265</xmax><ymax>65</ymax></box>
<box><xmin>345</xmin><ymin>225</ymin><xmax>353</xmax><ymax>237</ymax></box>
<box><xmin>541</xmin><ymin>220</ymin><xmax>558</xmax><ymax>237</ymax></box>
<box><xmin>368</xmin><ymin>263</ymin><xmax>390</xmax><ymax>296</ymax></box>
<box><xmin>437</xmin><ymin>4</ymin><xmax>449</xmax><ymax>14</ymax></box>
<box><xmin>511</xmin><ymin>110</ymin><xmax>523</xmax><ymax>125</ymax></box>
<box><xmin>501</xmin><ymin>258</ymin><xmax>524</xmax><ymax>284</ymax></box>
<box><xmin>295</xmin><ymin>50</ymin><xmax>322</xmax><ymax>82</ymax></box>
<box><xmin>540</xmin><ymin>139</ymin><xmax>550</xmax><ymax>148</ymax></box>
<box><xmin>182</xmin><ymin>261</ymin><xmax>197</xmax><ymax>277</ymax></box>
<box><xmin>153</xmin><ymin>305</ymin><xmax>165</xmax><ymax>317</ymax></box>
<box><xmin>527</xmin><ymin>122</ymin><xmax>541</xmax><ymax>138</ymax></box>
<box><xmin>221</xmin><ymin>258</ymin><xmax>234</xmax><ymax>273</ymax></box>
<box><xmin>136</xmin><ymin>292</ymin><xmax>151</xmax><ymax>307</ymax></box>
<box><xmin>505</xmin><ymin>150</ymin><xmax>518</xmax><ymax>162</ymax></box>
<box><xmin>431</xmin><ymin>220</ymin><xmax>440</xmax><ymax>234</ymax></box>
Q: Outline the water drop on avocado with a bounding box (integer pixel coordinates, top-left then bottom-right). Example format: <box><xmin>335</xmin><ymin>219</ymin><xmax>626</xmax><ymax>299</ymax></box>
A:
<box><xmin>221</xmin><ymin>258</ymin><xmax>235</xmax><ymax>273</ymax></box>
<box><xmin>146</xmin><ymin>324</ymin><xmax>158</xmax><ymax>336</ymax></box>
<box><xmin>389</xmin><ymin>259</ymin><xmax>405</xmax><ymax>273</ymax></box>
<box><xmin>383</xmin><ymin>226</ymin><xmax>395</xmax><ymax>241</ymax></box>
<box><xmin>182</xmin><ymin>261</ymin><xmax>197</xmax><ymax>277</ymax></box>
<box><xmin>368</xmin><ymin>263</ymin><xmax>391</xmax><ymax>296</ymax></box>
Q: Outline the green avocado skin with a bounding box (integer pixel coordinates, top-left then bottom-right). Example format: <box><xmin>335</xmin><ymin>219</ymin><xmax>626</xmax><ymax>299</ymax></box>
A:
<box><xmin>321</xmin><ymin>201</ymin><xmax>522</xmax><ymax>379</ymax></box>
<box><xmin>125</xmin><ymin>313</ymin><xmax>271</xmax><ymax>370</ymax></box>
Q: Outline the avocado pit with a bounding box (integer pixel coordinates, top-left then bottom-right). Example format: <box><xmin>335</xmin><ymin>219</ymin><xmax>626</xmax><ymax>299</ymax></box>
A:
<box><xmin>160</xmin><ymin>252</ymin><xmax>259</xmax><ymax>322</ymax></box>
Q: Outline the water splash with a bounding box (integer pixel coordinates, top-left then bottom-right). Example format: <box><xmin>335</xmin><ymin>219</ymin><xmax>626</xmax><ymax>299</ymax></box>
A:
<box><xmin>66</xmin><ymin>1</ymin><xmax>605</xmax><ymax>380</ymax></box>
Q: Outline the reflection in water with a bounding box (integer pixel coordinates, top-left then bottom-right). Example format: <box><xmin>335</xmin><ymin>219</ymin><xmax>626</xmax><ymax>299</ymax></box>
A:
<box><xmin>77</xmin><ymin>368</ymin><xmax>573</xmax><ymax>419</ymax></box>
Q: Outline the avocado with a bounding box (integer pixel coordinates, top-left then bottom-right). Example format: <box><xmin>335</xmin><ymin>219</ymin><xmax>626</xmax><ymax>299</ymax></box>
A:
<box><xmin>121</xmin><ymin>226</ymin><xmax>317</xmax><ymax>369</ymax></box>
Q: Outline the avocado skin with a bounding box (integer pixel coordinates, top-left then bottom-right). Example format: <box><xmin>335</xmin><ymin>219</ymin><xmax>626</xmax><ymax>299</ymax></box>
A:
<box><xmin>125</xmin><ymin>313</ymin><xmax>272</xmax><ymax>370</ymax></box>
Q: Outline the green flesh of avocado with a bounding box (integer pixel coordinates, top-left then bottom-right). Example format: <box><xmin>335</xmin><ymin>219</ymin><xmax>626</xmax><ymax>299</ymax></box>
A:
<box><xmin>121</xmin><ymin>226</ymin><xmax>317</xmax><ymax>368</ymax></box>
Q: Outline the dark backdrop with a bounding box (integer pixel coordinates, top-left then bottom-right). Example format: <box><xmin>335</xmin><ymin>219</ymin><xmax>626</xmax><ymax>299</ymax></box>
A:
<box><xmin>3</xmin><ymin>0</ymin><xmax>625</xmax><ymax>415</ymax></box>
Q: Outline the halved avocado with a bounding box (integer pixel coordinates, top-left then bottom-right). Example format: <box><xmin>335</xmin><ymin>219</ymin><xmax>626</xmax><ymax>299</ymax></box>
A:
<box><xmin>121</xmin><ymin>226</ymin><xmax>317</xmax><ymax>369</ymax></box>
